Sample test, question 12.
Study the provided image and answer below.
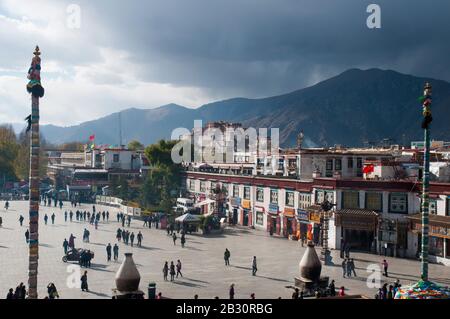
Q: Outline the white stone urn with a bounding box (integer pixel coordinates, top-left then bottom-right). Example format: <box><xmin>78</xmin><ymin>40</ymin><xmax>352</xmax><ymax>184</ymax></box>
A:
<box><xmin>115</xmin><ymin>253</ymin><xmax>141</xmax><ymax>292</ymax></box>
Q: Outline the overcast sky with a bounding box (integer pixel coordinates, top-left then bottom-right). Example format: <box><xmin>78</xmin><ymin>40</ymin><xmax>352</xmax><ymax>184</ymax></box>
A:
<box><xmin>1</xmin><ymin>0</ymin><xmax>449</xmax><ymax>126</ymax></box>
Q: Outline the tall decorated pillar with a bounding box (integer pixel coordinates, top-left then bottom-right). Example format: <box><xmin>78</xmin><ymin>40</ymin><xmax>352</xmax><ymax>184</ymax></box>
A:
<box><xmin>26</xmin><ymin>46</ymin><xmax>45</xmax><ymax>299</ymax></box>
<box><xmin>394</xmin><ymin>83</ymin><xmax>450</xmax><ymax>299</ymax></box>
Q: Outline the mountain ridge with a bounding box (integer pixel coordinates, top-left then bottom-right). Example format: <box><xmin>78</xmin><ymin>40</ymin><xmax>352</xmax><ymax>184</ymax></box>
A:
<box><xmin>36</xmin><ymin>68</ymin><xmax>450</xmax><ymax>147</ymax></box>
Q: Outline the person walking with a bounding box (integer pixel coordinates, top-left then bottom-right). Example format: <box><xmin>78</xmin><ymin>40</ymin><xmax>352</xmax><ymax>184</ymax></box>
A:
<box><xmin>163</xmin><ymin>262</ymin><xmax>169</xmax><ymax>281</ymax></box>
<box><xmin>6</xmin><ymin>288</ymin><xmax>14</xmax><ymax>299</ymax></box>
<box><xmin>137</xmin><ymin>231</ymin><xmax>143</xmax><ymax>247</ymax></box>
<box><xmin>346</xmin><ymin>258</ymin><xmax>352</xmax><ymax>277</ymax></box>
<box><xmin>62</xmin><ymin>238</ymin><xmax>69</xmax><ymax>254</ymax></box>
<box><xmin>106</xmin><ymin>211</ymin><xmax>109</xmax><ymax>222</ymax></box>
<box><xmin>69</xmin><ymin>234</ymin><xmax>76</xmax><ymax>249</ymax></box>
<box><xmin>170</xmin><ymin>261</ymin><xmax>176</xmax><ymax>281</ymax></box>
<box><xmin>25</xmin><ymin>229</ymin><xmax>30</xmax><ymax>243</ymax></box>
<box><xmin>81</xmin><ymin>271</ymin><xmax>89</xmax><ymax>292</ymax></box>
<box><xmin>51</xmin><ymin>213</ymin><xmax>55</xmax><ymax>224</ymax></box>
<box><xmin>172</xmin><ymin>232</ymin><xmax>177</xmax><ymax>245</ymax></box>
<box><xmin>106</xmin><ymin>243</ymin><xmax>112</xmax><ymax>261</ymax></box>
<box><xmin>341</xmin><ymin>259</ymin><xmax>347</xmax><ymax>278</ymax></box>
<box><xmin>44</xmin><ymin>214</ymin><xmax>48</xmax><ymax>225</ymax></box>
<box><xmin>329</xmin><ymin>280</ymin><xmax>336</xmax><ymax>296</ymax></box>
<box><xmin>181</xmin><ymin>233</ymin><xmax>186</xmax><ymax>248</ymax></box>
<box><xmin>64</xmin><ymin>211</ymin><xmax>68</xmax><ymax>222</ymax></box>
<box><xmin>69</xmin><ymin>211</ymin><xmax>73</xmax><ymax>222</ymax></box>
<box><xmin>19</xmin><ymin>215</ymin><xmax>24</xmax><ymax>226</ymax></box>
<box><xmin>116</xmin><ymin>228</ymin><xmax>122</xmax><ymax>242</ymax></box>
<box><xmin>176</xmin><ymin>260</ymin><xmax>183</xmax><ymax>278</ymax></box>
<box><xmin>349</xmin><ymin>258</ymin><xmax>357</xmax><ymax>277</ymax></box>
<box><xmin>129</xmin><ymin>232</ymin><xmax>134</xmax><ymax>246</ymax></box>
<box><xmin>229</xmin><ymin>284</ymin><xmax>235</xmax><ymax>299</ymax></box>
<box><xmin>113</xmin><ymin>244</ymin><xmax>119</xmax><ymax>261</ymax></box>
<box><xmin>143</xmin><ymin>216</ymin><xmax>148</xmax><ymax>227</ymax></box>
<box><xmin>382</xmin><ymin>259</ymin><xmax>389</xmax><ymax>277</ymax></box>
<box><xmin>252</xmin><ymin>256</ymin><xmax>258</xmax><ymax>276</ymax></box>
<box><xmin>224</xmin><ymin>248</ymin><xmax>231</xmax><ymax>266</ymax></box>
<box><xmin>47</xmin><ymin>283</ymin><xmax>59</xmax><ymax>299</ymax></box>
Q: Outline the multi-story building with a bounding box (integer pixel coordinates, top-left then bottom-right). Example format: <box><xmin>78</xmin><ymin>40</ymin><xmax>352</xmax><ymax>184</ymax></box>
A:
<box><xmin>183</xmin><ymin>145</ymin><xmax>450</xmax><ymax>266</ymax></box>
<box><xmin>47</xmin><ymin>146</ymin><xmax>151</xmax><ymax>199</ymax></box>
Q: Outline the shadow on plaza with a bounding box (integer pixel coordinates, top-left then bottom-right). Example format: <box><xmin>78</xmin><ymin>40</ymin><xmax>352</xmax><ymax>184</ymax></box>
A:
<box><xmin>137</xmin><ymin>245</ymin><xmax>163</xmax><ymax>251</ymax></box>
<box><xmin>170</xmin><ymin>280</ymin><xmax>206</xmax><ymax>288</ymax></box>
<box><xmin>39</xmin><ymin>243</ymin><xmax>54</xmax><ymax>248</ymax></box>
<box><xmin>182</xmin><ymin>277</ymin><xmax>210</xmax><ymax>284</ymax></box>
<box><xmin>0</xmin><ymin>245</ymin><xmax>8</xmax><ymax>249</ymax></box>
<box><xmin>85</xmin><ymin>290</ymin><xmax>111</xmax><ymax>298</ymax></box>
<box><xmin>255</xmin><ymin>274</ymin><xmax>291</xmax><ymax>283</ymax></box>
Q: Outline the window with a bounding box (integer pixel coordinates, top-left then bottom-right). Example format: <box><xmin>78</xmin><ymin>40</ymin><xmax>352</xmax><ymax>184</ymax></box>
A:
<box><xmin>221</xmin><ymin>183</ymin><xmax>229</xmax><ymax>196</ymax></box>
<box><xmin>315</xmin><ymin>190</ymin><xmax>334</xmax><ymax>204</ymax></box>
<box><xmin>348</xmin><ymin>157</ymin><xmax>354</xmax><ymax>169</ymax></box>
<box><xmin>429</xmin><ymin>199</ymin><xmax>437</xmax><ymax>215</ymax></box>
<box><xmin>299</xmin><ymin>192</ymin><xmax>311</xmax><ymax>209</ymax></box>
<box><xmin>365</xmin><ymin>192</ymin><xmax>383</xmax><ymax>212</ymax></box>
<box><xmin>356</xmin><ymin>158</ymin><xmax>363</xmax><ymax>177</ymax></box>
<box><xmin>211</xmin><ymin>182</ymin><xmax>217</xmax><ymax>192</ymax></box>
<box><xmin>389</xmin><ymin>193</ymin><xmax>408</xmax><ymax>214</ymax></box>
<box><xmin>335</xmin><ymin>159</ymin><xmax>342</xmax><ymax>171</ymax></box>
<box><xmin>326</xmin><ymin>159</ymin><xmax>333</xmax><ymax>171</ymax></box>
<box><xmin>244</xmin><ymin>186</ymin><xmax>251</xmax><ymax>200</ymax></box>
<box><xmin>342</xmin><ymin>191</ymin><xmax>359</xmax><ymax>209</ymax></box>
<box><xmin>256</xmin><ymin>212</ymin><xmax>264</xmax><ymax>225</ymax></box>
<box><xmin>113</xmin><ymin>154</ymin><xmax>120</xmax><ymax>163</ymax></box>
<box><xmin>285</xmin><ymin>191</ymin><xmax>294</xmax><ymax>207</ymax></box>
<box><xmin>233</xmin><ymin>185</ymin><xmax>240</xmax><ymax>198</ymax></box>
<box><xmin>256</xmin><ymin>187</ymin><xmax>264</xmax><ymax>202</ymax></box>
<box><xmin>447</xmin><ymin>198</ymin><xmax>450</xmax><ymax>216</ymax></box>
<box><xmin>270</xmin><ymin>189</ymin><xmax>278</xmax><ymax>204</ymax></box>
<box><xmin>200</xmin><ymin>181</ymin><xmax>206</xmax><ymax>193</ymax></box>
<box><xmin>189</xmin><ymin>179</ymin><xmax>195</xmax><ymax>191</ymax></box>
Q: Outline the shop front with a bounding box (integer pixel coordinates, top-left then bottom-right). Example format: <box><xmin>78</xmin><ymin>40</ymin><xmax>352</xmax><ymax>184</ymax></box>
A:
<box><xmin>267</xmin><ymin>203</ymin><xmax>281</xmax><ymax>235</ymax></box>
<box><xmin>407</xmin><ymin>214</ymin><xmax>450</xmax><ymax>266</ymax></box>
<box><xmin>297</xmin><ymin>209</ymin><xmax>310</xmax><ymax>241</ymax></box>
<box><xmin>282</xmin><ymin>208</ymin><xmax>297</xmax><ymax>238</ymax></box>
<box><xmin>308</xmin><ymin>205</ymin><xmax>322</xmax><ymax>245</ymax></box>
<box><xmin>335</xmin><ymin>209</ymin><xmax>379</xmax><ymax>253</ymax></box>
<box><xmin>229</xmin><ymin>197</ymin><xmax>241</xmax><ymax>225</ymax></box>
<box><xmin>242</xmin><ymin>199</ymin><xmax>252</xmax><ymax>227</ymax></box>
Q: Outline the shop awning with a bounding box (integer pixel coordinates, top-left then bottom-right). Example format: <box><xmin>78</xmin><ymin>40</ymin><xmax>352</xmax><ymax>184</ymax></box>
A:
<box><xmin>406</xmin><ymin>213</ymin><xmax>450</xmax><ymax>228</ymax></box>
<box><xmin>335</xmin><ymin>209</ymin><xmax>379</xmax><ymax>231</ymax></box>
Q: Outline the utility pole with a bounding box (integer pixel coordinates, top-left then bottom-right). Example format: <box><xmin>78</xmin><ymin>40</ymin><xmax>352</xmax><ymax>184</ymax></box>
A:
<box><xmin>26</xmin><ymin>45</ymin><xmax>44</xmax><ymax>299</ymax></box>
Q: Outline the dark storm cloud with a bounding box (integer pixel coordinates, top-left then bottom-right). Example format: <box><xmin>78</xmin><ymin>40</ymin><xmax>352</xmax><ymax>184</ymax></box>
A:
<box><xmin>77</xmin><ymin>0</ymin><xmax>450</xmax><ymax>98</ymax></box>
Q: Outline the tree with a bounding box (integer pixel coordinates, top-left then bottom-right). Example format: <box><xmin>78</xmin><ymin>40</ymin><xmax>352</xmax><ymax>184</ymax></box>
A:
<box><xmin>139</xmin><ymin>140</ymin><xmax>182</xmax><ymax>213</ymax></box>
<box><xmin>0</xmin><ymin>125</ymin><xmax>19</xmax><ymax>183</ymax></box>
<box><xmin>127</xmin><ymin>140</ymin><xmax>144</xmax><ymax>151</ymax></box>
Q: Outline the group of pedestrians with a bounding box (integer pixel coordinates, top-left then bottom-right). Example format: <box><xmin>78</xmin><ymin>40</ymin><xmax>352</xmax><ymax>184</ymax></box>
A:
<box><xmin>341</xmin><ymin>258</ymin><xmax>357</xmax><ymax>278</ymax></box>
<box><xmin>116</xmin><ymin>228</ymin><xmax>142</xmax><ymax>247</ymax></box>
<box><xmin>43</xmin><ymin>213</ymin><xmax>56</xmax><ymax>225</ymax></box>
<box><xmin>142</xmin><ymin>214</ymin><xmax>160</xmax><ymax>229</ymax></box>
<box><xmin>106</xmin><ymin>243</ymin><xmax>120</xmax><ymax>261</ymax></box>
<box><xmin>117</xmin><ymin>213</ymin><xmax>132</xmax><ymax>227</ymax></box>
<box><xmin>375</xmin><ymin>280</ymin><xmax>401</xmax><ymax>299</ymax></box>
<box><xmin>162</xmin><ymin>260</ymin><xmax>183</xmax><ymax>281</ymax></box>
<box><xmin>5</xmin><ymin>283</ymin><xmax>27</xmax><ymax>299</ymax></box>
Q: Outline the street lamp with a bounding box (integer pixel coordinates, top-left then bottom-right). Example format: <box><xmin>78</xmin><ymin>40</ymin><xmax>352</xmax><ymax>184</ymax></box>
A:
<box><xmin>320</xmin><ymin>199</ymin><xmax>334</xmax><ymax>265</ymax></box>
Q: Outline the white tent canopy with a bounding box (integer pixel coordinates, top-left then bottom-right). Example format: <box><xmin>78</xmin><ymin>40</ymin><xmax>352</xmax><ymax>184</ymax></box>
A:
<box><xmin>175</xmin><ymin>213</ymin><xmax>201</xmax><ymax>223</ymax></box>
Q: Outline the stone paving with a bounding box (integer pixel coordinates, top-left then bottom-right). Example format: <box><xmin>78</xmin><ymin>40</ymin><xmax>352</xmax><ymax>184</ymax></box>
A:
<box><xmin>0</xmin><ymin>200</ymin><xmax>449</xmax><ymax>299</ymax></box>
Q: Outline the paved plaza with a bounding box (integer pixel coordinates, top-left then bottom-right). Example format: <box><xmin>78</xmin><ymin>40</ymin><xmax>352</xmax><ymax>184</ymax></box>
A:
<box><xmin>0</xmin><ymin>200</ymin><xmax>449</xmax><ymax>299</ymax></box>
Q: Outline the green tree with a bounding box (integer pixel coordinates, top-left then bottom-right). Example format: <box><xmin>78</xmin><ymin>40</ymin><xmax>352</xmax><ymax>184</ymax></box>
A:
<box><xmin>127</xmin><ymin>140</ymin><xmax>144</xmax><ymax>151</ymax></box>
